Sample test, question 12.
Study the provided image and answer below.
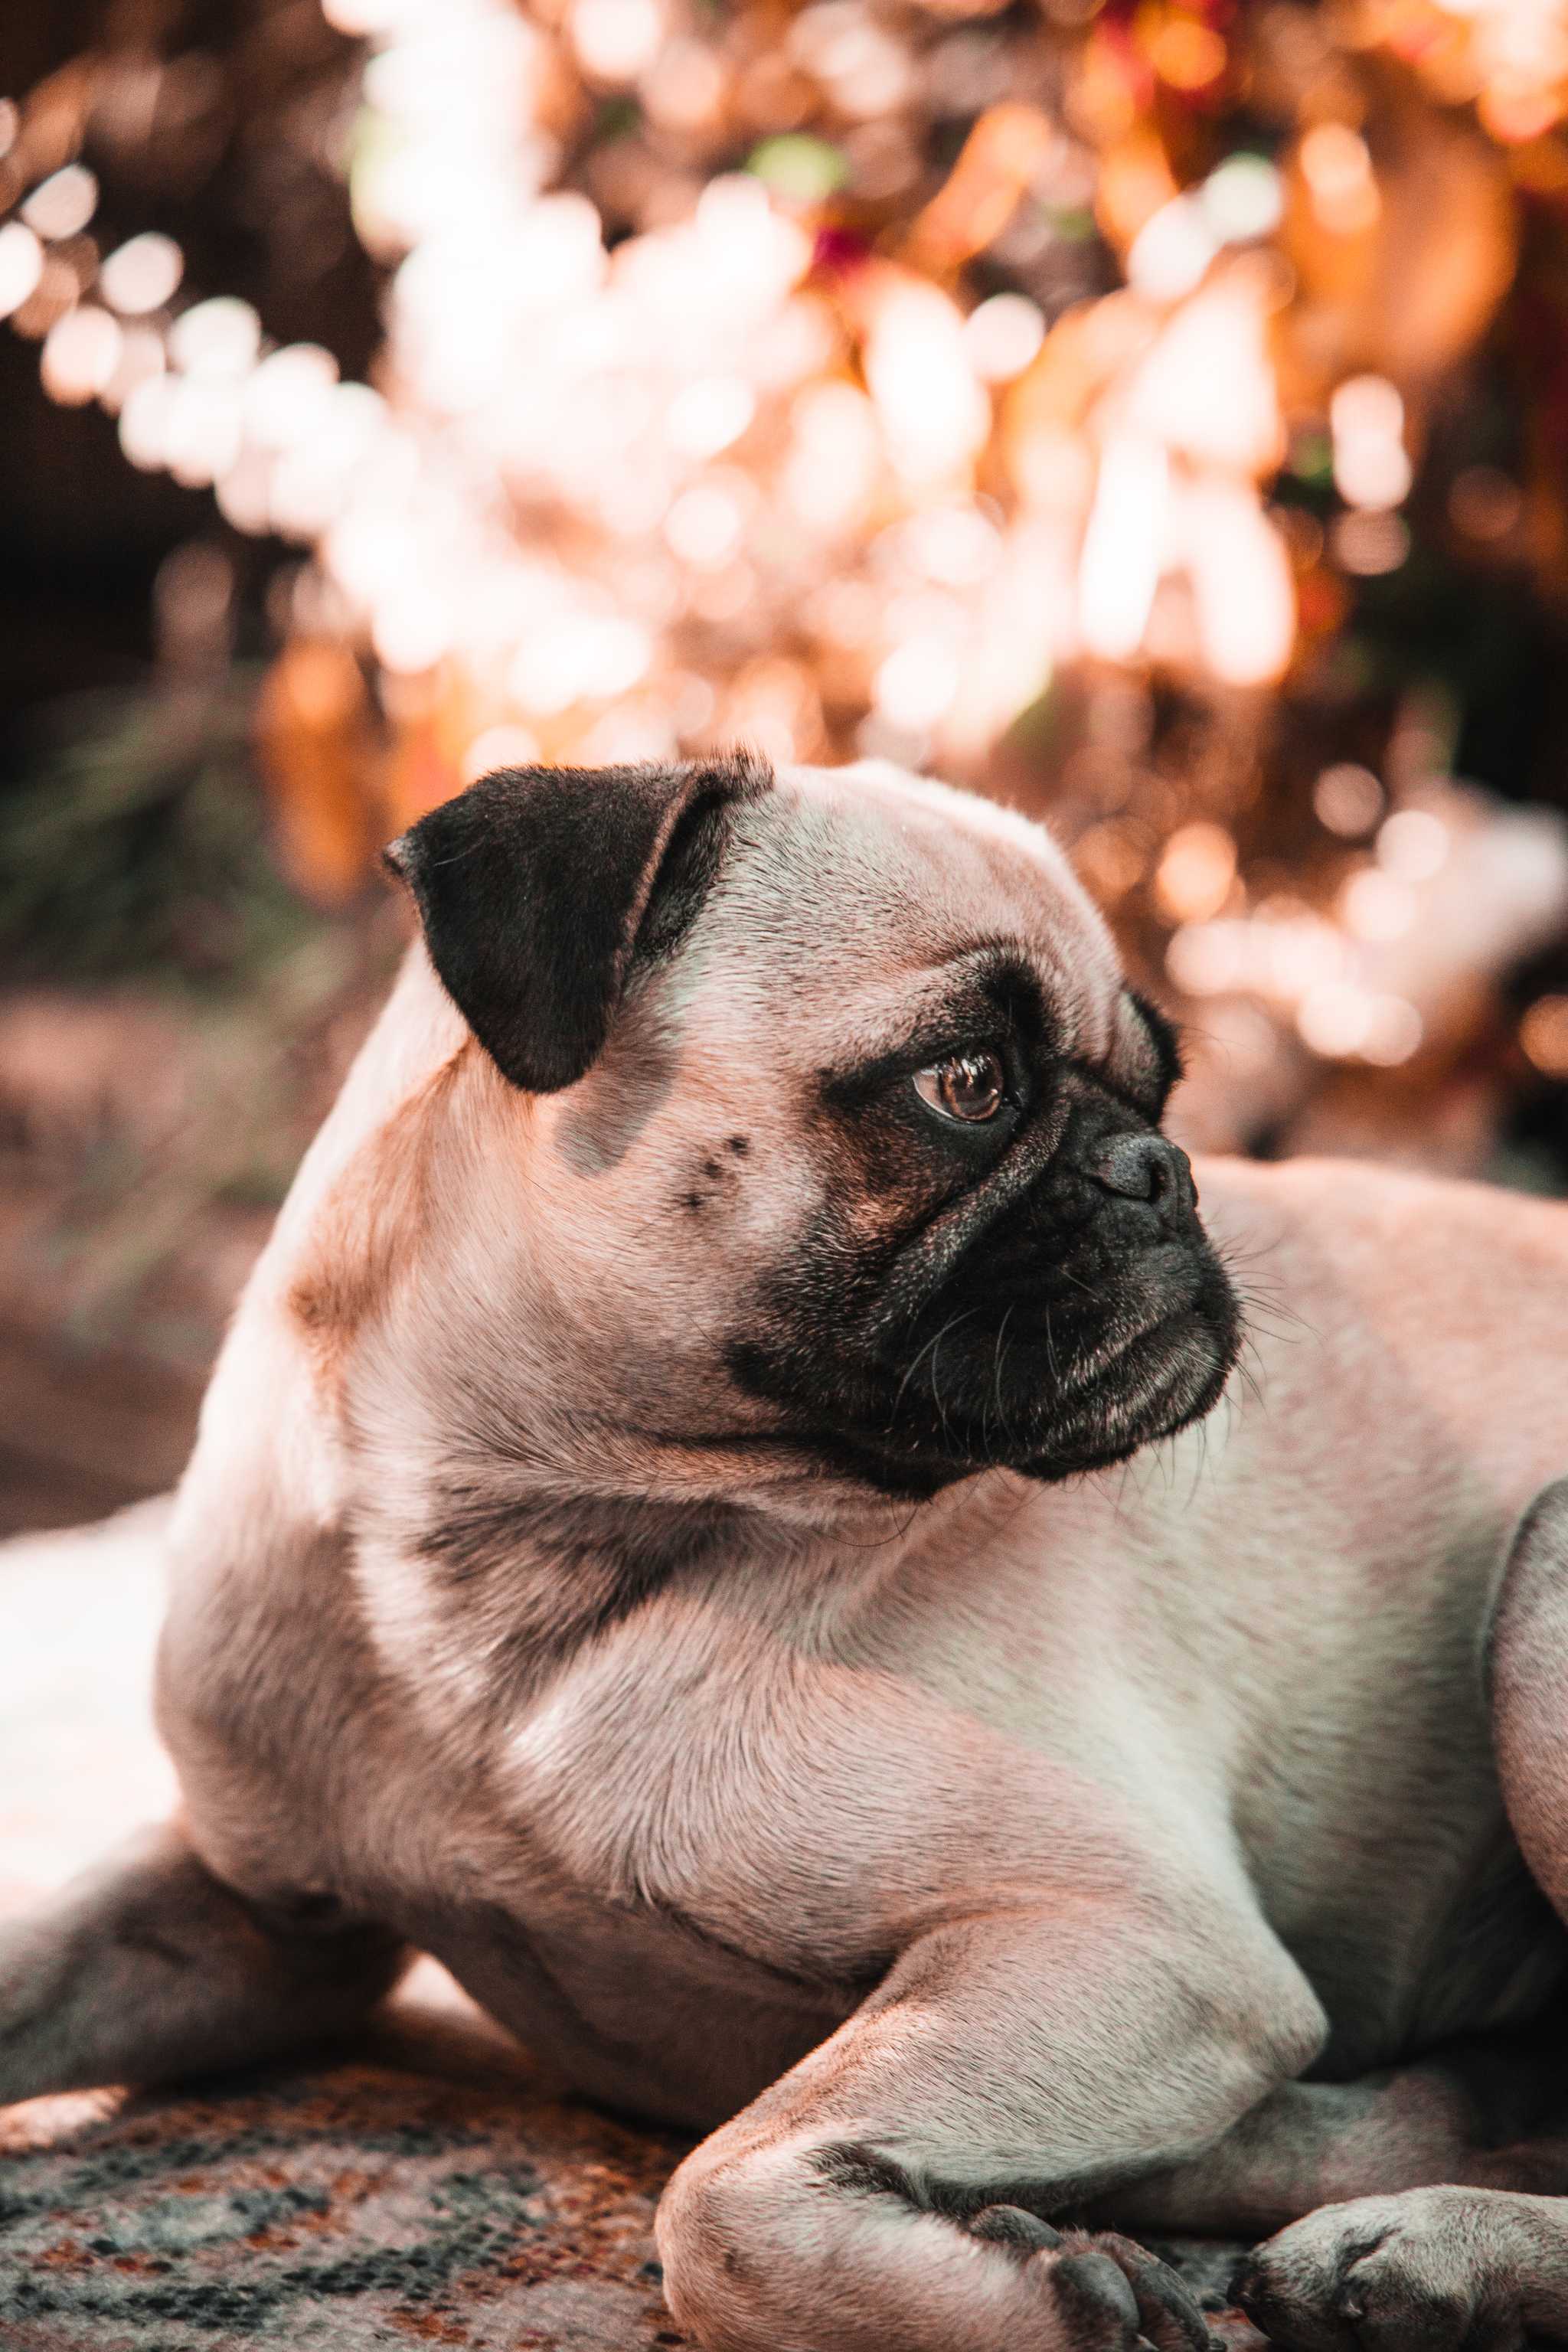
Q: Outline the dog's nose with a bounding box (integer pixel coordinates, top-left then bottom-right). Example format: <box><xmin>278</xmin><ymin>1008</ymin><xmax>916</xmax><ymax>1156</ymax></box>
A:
<box><xmin>1088</xmin><ymin>1134</ymin><xmax>1196</xmax><ymax>1220</ymax></box>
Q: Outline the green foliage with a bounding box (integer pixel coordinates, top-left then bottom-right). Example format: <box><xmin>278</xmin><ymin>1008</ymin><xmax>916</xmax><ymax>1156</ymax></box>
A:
<box><xmin>746</xmin><ymin>135</ymin><xmax>849</xmax><ymax>204</ymax></box>
<box><xmin>0</xmin><ymin>675</ymin><xmax>318</xmax><ymax>993</ymax></box>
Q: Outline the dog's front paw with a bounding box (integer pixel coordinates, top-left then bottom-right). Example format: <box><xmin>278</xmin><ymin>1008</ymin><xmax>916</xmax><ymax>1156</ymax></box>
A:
<box><xmin>1234</xmin><ymin>2188</ymin><xmax>1538</xmax><ymax>2352</ymax></box>
<box><xmin>962</xmin><ymin>2207</ymin><xmax>1217</xmax><ymax>2352</ymax></box>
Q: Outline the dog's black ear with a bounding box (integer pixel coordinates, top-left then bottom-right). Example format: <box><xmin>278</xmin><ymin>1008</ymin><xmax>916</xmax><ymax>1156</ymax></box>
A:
<box><xmin>384</xmin><ymin>754</ymin><xmax>770</xmax><ymax>1093</ymax></box>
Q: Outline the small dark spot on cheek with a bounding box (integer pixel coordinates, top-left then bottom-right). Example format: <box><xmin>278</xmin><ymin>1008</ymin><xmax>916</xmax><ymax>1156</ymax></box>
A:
<box><xmin>680</xmin><ymin>1139</ymin><xmax>751</xmax><ymax>1214</ymax></box>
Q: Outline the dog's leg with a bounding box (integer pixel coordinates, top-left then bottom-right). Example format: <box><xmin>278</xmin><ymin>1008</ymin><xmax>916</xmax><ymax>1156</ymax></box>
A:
<box><xmin>1233</xmin><ymin>1478</ymin><xmax>1568</xmax><ymax>2349</ymax></box>
<box><xmin>1101</xmin><ymin>2026</ymin><xmax>1568</xmax><ymax>2239</ymax></box>
<box><xmin>0</xmin><ymin>1820</ymin><xmax>405</xmax><ymax>2105</ymax></box>
<box><xmin>655</xmin><ymin>1893</ymin><xmax>1326</xmax><ymax>2352</ymax></box>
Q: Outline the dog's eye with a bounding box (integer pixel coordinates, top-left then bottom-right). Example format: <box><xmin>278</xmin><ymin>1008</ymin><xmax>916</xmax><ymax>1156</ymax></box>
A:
<box><xmin>913</xmin><ymin>1049</ymin><xmax>1006</xmax><ymax>1124</ymax></box>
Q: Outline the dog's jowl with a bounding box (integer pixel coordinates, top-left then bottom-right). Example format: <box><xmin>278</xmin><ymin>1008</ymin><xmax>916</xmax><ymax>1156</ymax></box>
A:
<box><xmin>5</xmin><ymin>755</ymin><xmax>1568</xmax><ymax>2352</ymax></box>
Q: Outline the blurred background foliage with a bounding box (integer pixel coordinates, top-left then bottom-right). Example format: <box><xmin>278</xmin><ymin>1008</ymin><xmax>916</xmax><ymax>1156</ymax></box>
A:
<box><xmin>1</xmin><ymin>0</ymin><xmax>1567</xmax><ymax>1521</ymax></box>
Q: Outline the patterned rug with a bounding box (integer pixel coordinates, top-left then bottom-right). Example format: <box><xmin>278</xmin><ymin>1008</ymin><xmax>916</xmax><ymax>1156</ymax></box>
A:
<box><xmin>0</xmin><ymin>1505</ymin><xmax>1263</xmax><ymax>2350</ymax></box>
<box><xmin>0</xmin><ymin>2051</ymin><xmax>687</xmax><ymax>2351</ymax></box>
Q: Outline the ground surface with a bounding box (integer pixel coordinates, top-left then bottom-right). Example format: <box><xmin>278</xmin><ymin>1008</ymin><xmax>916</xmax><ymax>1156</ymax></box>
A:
<box><xmin>0</xmin><ymin>1505</ymin><xmax>1268</xmax><ymax>2350</ymax></box>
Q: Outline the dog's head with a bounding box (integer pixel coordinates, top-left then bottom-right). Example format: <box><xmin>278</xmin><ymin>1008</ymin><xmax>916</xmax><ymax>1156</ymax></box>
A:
<box><xmin>383</xmin><ymin>753</ymin><xmax>1240</xmax><ymax>1503</ymax></box>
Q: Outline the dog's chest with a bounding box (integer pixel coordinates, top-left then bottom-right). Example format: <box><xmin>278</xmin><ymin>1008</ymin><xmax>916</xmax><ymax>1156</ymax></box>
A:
<box><xmin>377</xmin><ymin>1607</ymin><xmax>1096</xmax><ymax>2122</ymax></box>
<box><xmin>413</xmin><ymin>1869</ymin><xmax>858</xmax><ymax>2129</ymax></box>
<box><xmin>467</xmin><ymin>1596</ymin><xmax>1132</xmax><ymax>1987</ymax></box>
<box><xmin>385</xmin><ymin>1616</ymin><xmax>981</xmax><ymax>2122</ymax></box>
<box><xmin>495</xmin><ymin>1619</ymin><xmax>991</xmax><ymax>1969</ymax></box>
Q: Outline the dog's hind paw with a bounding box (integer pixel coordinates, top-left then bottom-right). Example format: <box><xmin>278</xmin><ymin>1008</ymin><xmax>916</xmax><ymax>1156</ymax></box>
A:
<box><xmin>961</xmin><ymin>2208</ymin><xmax>1218</xmax><ymax>2352</ymax></box>
<box><xmin>1233</xmin><ymin>2187</ymin><xmax>1550</xmax><ymax>2352</ymax></box>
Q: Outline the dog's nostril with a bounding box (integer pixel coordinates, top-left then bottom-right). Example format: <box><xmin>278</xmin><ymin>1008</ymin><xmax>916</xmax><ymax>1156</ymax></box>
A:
<box><xmin>1089</xmin><ymin>1134</ymin><xmax>1194</xmax><ymax>1216</ymax></box>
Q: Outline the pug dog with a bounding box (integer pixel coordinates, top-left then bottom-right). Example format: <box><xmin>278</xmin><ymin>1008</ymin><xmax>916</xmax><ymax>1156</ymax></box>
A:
<box><xmin>4</xmin><ymin>751</ymin><xmax>1568</xmax><ymax>2352</ymax></box>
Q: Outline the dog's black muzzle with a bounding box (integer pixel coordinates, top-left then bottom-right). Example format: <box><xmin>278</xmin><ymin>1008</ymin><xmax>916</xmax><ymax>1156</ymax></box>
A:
<box><xmin>730</xmin><ymin>1072</ymin><xmax>1242</xmax><ymax>1498</ymax></box>
<box><xmin>866</xmin><ymin>1073</ymin><xmax>1242</xmax><ymax>1485</ymax></box>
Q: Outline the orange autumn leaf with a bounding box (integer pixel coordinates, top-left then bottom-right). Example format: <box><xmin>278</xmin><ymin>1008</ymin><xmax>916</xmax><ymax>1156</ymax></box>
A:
<box><xmin>255</xmin><ymin>641</ymin><xmax>381</xmax><ymax>906</ymax></box>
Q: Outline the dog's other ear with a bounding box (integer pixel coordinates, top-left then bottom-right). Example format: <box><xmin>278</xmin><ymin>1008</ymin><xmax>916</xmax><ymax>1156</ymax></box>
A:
<box><xmin>384</xmin><ymin>754</ymin><xmax>770</xmax><ymax>1093</ymax></box>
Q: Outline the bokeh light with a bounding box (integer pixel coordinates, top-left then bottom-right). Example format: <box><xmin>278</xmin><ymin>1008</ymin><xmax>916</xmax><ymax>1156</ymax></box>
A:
<box><xmin>0</xmin><ymin>0</ymin><xmax>1563</xmax><ymax>1191</ymax></box>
